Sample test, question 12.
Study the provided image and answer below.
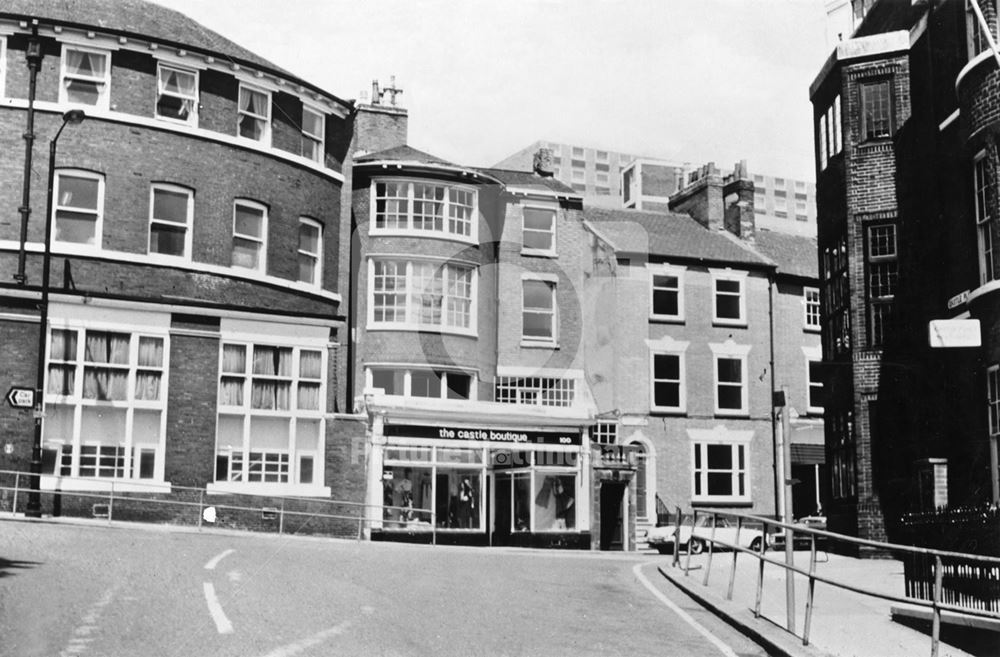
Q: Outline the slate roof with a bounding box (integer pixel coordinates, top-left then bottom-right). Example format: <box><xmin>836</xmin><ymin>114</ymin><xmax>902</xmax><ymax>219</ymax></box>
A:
<box><xmin>476</xmin><ymin>168</ymin><xmax>578</xmax><ymax>196</ymax></box>
<box><xmin>355</xmin><ymin>145</ymin><xmax>460</xmax><ymax>167</ymax></box>
<box><xmin>4</xmin><ymin>0</ymin><xmax>288</xmax><ymax>76</ymax></box>
<box><xmin>585</xmin><ymin>207</ymin><xmax>772</xmax><ymax>268</ymax></box>
<box><xmin>752</xmin><ymin>229</ymin><xmax>819</xmax><ymax>279</ymax></box>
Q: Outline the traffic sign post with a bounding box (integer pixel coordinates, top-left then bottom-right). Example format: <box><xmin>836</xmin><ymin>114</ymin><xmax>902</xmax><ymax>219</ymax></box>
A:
<box><xmin>6</xmin><ymin>386</ymin><xmax>34</xmax><ymax>409</ymax></box>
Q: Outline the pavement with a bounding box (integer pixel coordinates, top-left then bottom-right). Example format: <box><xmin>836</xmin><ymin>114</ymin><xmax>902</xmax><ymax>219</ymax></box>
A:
<box><xmin>655</xmin><ymin>548</ymin><xmax>996</xmax><ymax>657</ymax></box>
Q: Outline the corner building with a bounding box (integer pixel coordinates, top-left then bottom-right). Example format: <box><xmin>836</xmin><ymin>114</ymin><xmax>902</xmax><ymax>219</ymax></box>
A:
<box><xmin>811</xmin><ymin>0</ymin><xmax>1000</xmax><ymax>549</ymax></box>
<box><xmin>0</xmin><ymin>1</ymin><xmax>364</xmax><ymax>511</ymax></box>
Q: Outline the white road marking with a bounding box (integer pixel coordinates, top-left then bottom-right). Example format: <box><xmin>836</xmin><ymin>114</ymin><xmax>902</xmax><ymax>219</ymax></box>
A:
<box><xmin>203</xmin><ymin>582</ymin><xmax>234</xmax><ymax>634</ymax></box>
<box><xmin>257</xmin><ymin>622</ymin><xmax>352</xmax><ymax>657</ymax></box>
<box><xmin>633</xmin><ymin>563</ymin><xmax>740</xmax><ymax>657</ymax></box>
<box><xmin>204</xmin><ymin>548</ymin><xmax>235</xmax><ymax>571</ymax></box>
<box><xmin>226</xmin><ymin>569</ymin><xmax>243</xmax><ymax>583</ymax></box>
<box><xmin>59</xmin><ymin>587</ymin><xmax>116</xmax><ymax>657</ymax></box>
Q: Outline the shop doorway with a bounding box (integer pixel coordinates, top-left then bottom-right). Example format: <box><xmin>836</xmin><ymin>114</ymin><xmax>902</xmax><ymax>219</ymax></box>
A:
<box><xmin>599</xmin><ymin>482</ymin><xmax>627</xmax><ymax>550</ymax></box>
<box><xmin>492</xmin><ymin>475</ymin><xmax>510</xmax><ymax>545</ymax></box>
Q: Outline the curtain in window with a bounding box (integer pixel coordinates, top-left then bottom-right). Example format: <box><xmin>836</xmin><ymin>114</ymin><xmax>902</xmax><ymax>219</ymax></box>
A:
<box><xmin>222</xmin><ymin>345</ymin><xmax>246</xmax><ymax>374</ymax></box>
<box><xmin>135</xmin><ymin>373</ymin><xmax>161</xmax><ymax>401</ymax></box>
<box><xmin>47</xmin><ymin>366</ymin><xmax>75</xmax><ymax>395</ymax></box>
<box><xmin>251</xmin><ymin>381</ymin><xmax>291</xmax><ymax>410</ymax></box>
<box><xmin>85</xmin><ymin>332</ymin><xmax>129</xmax><ymax>364</ymax></box>
<box><xmin>83</xmin><ymin>368</ymin><xmax>128</xmax><ymax>400</ymax></box>
<box><xmin>66</xmin><ymin>50</ymin><xmax>106</xmax><ymax>78</ymax></box>
<box><xmin>253</xmin><ymin>346</ymin><xmax>291</xmax><ymax>376</ymax></box>
<box><xmin>50</xmin><ymin>329</ymin><xmax>77</xmax><ymax>361</ymax></box>
<box><xmin>219</xmin><ymin>377</ymin><xmax>243</xmax><ymax>406</ymax></box>
<box><xmin>300</xmin><ymin>350</ymin><xmax>322</xmax><ymax>379</ymax></box>
<box><xmin>138</xmin><ymin>337</ymin><xmax>163</xmax><ymax>367</ymax></box>
<box><xmin>297</xmin><ymin>383</ymin><xmax>321</xmax><ymax>410</ymax></box>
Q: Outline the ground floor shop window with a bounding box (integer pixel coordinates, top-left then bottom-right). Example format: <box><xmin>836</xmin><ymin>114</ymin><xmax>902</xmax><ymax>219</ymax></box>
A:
<box><xmin>383</xmin><ymin>445</ymin><xmax>483</xmax><ymax>529</ymax></box>
<box><xmin>494</xmin><ymin>449</ymin><xmax>578</xmax><ymax>532</ymax></box>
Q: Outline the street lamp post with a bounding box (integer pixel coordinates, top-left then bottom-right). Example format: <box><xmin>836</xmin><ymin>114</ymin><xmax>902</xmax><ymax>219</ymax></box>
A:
<box><xmin>25</xmin><ymin>109</ymin><xmax>86</xmax><ymax>518</ymax></box>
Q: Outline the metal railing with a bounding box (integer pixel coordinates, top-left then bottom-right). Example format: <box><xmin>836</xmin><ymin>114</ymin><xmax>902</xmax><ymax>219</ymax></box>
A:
<box><xmin>664</xmin><ymin>507</ymin><xmax>1000</xmax><ymax>657</ymax></box>
<box><xmin>0</xmin><ymin>469</ymin><xmax>438</xmax><ymax>545</ymax></box>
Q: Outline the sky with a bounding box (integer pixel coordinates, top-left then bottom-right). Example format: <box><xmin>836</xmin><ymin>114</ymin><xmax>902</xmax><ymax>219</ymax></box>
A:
<box><xmin>153</xmin><ymin>0</ymin><xmax>834</xmax><ymax>182</ymax></box>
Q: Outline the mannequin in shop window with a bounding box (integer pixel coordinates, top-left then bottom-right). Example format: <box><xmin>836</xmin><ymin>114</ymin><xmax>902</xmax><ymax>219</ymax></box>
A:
<box><xmin>554</xmin><ymin>479</ymin><xmax>574</xmax><ymax>530</ymax></box>
<box><xmin>396</xmin><ymin>468</ymin><xmax>413</xmax><ymax>522</ymax></box>
<box><xmin>457</xmin><ymin>476</ymin><xmax>475</xmax><ymax>528</ymax></box>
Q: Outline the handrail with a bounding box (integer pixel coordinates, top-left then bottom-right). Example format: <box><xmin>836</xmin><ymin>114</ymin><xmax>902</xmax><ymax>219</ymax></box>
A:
<box><xmin>0</xmin><ymin>468</ymin><xmax>440</xmax><ymax>545</ymax></box>
<box><xmin>666</xmin><ymin>507</ymin><xmax>1000</xmax><ymax>657</ymax></box>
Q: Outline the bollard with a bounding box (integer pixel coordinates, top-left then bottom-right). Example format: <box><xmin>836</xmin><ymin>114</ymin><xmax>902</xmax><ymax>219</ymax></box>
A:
<box><xmin>754</xmin><ymin>527</ymin><xmax>766</xmax><ymax>618</ymax></box>
<box><xmin>672</xmin><ymin>506</ymin><xmax>682</xmax><ymax>567</ymax></box>
<box><xmin>197</xmin><ymin>490</ymin><xmax>205</xmax><ymax>530</ymax></box>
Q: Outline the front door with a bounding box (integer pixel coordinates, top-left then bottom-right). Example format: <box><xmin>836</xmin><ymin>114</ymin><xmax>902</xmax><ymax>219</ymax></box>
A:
<box><xmin>492</xmin><ymin>475</ymin><xmax>511</xmax><ymax>546</ymax></box>
<box><xmin>599</xmin><ymin>482</ymin><xmax>626</xmax><ymax>550</ymax></box>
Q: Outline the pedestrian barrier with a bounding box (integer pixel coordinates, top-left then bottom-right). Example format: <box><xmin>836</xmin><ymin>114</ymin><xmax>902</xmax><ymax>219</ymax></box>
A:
<box><xmin>664</xmin><ymin>507</ymin><xmax>1000</xmax><ymax>657</ymax></box>
<box><xmin>0</xmin><ymin>469</ymin><xmax>437</xmax><ymax>545</ymax></box>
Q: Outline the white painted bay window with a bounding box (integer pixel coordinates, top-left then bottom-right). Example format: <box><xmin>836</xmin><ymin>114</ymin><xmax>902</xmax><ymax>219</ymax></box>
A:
<box><xmin>368</xmin><ymin>258</ymin><xmax>476</xmax><ymax>334</ymax></box>
<box><xmin>372</xmin><ymin>180</ymin><xmax>477</xmax><ymax>242</ymax></box>
<box><xmin>367</xmin><ymin>366</ymin><xmax>475</xmax><ymax>400</ymax></box>
<box><xmin>156</xmin><ymin>63</ymin><xmax>198</xmax><ymax>124</ymax></box>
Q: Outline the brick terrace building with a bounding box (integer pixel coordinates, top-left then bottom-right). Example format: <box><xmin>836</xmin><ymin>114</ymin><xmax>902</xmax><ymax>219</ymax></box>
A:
<box><xmin>583</xmin><ymin>162</ymin><xmax>825</xmax><ymax>539</ymax></box>
<box><xmin>0</xmin><ymin>0</ymin><xmax>367</xmax><ymax>515</ymax></box>
<box><xmin>810</xmin><ymin>0</ymin><xmax>1000</xmax><ymax>549</ymax></box>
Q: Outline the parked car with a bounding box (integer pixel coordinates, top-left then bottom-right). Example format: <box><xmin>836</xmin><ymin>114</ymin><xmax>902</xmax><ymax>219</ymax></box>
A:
<box><xmin>771</xmin><ymin>516</ymin><xmax>827</xmax><ymax>550</ymax></box>
<box><xmin>647</xmin><ymin>515</ymin><xmax>767</xmax><ymax>555</ymax></box>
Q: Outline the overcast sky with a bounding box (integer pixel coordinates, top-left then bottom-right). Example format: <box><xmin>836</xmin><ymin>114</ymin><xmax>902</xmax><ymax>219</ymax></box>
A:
<box><xmin>153</xmin><ymin>0</ymin><xmax>833</xmax><ymax>182</ymax></box>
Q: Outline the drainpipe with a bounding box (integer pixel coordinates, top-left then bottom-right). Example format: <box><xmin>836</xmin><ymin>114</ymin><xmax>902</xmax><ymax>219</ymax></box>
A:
<box><xmin>769</xmin><ymin>276</ymin><xmax>781</xmax><ymax>519</ymax></box>
<box><xmin>15</xmin><ymin>25</ymin><xmax>42</xmax><ymax>285</ymax></box>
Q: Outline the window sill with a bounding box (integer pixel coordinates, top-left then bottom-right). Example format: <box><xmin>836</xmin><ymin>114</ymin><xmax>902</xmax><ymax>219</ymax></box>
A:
<box><xmin>369</xmin><ymin>228</ymin><xmax>478</xmax><ymax>247</ymax></box>
<box><xmin>520</xmin><ymin>248</ymin><xmax>557</xmax><ymax>258</ymax></box>
<box><xmin>650</xmin><ymin>408</ymin><xmax>687</xmax><ymax>416</ymax></box>
<box><xmin>714</xmin><ymin>410</ymin><xmax>750</xmax><ymax>418</ymax></box>
<box><xmin>41</xmin><ymin>476</ymin><xmax>171</xmax><ymax>493</ymax></box>
<box><xmin>206</xmin><ymin>482</ymin><xmax>332</xmax><ymax>497</ymax></box>
<box><xmin>691</xmin><ymin>498</ymin><xmax>752</xmax><ymax>507</ymax></box>
<box><xmin>650</xmin><ymin>315</ymin><xmax>685</xmax><ymax>324</ymax></box>
<box><xmin>520</xmin><ymin>340</ymin><xmax>558</xmax><ymax>350</ymax></box>
<box><xmin>366</xmin><ymin>324</ymin><xmax>478</xmax><ymax>338</ymax></box>
<box><xmin>712</xmin><ymin>319</ymin><xmax>748</xmax><ymax>328</ymax></box>
<box><xmin>804</xmin><ymin>326</ymin><xmax>821</xmax><ymax>333</ymax></box>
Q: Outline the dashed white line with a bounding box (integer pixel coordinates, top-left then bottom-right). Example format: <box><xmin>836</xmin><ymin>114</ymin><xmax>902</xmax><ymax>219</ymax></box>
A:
<box><xmin>203</xmin><ymin>582</ymin><xmax>234</xmax><ymax>634</ymax></box>
<box><xmin>204</xmin><ymin>548</ymin><xmax>235</xmax><ymax>571</ymax></box>
<box><xmin>633</xmin><ymin>562</ymin><xmax>740</xmax><ymax>657</ymax></box>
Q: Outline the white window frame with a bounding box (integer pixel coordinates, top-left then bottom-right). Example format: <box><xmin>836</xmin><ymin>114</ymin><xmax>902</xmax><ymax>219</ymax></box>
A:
<box><xmin>370</xmin><ymin>179</ymin><xmax>478</xmax><ymax>244</ymax></box>
<box><xmin>41</xmin><ymin>314</ymin><xmax>170</xmax><ymax>490</ymax></box>
<box><xmin>494</xmin><ymin>375</ymin><xmax>575</xmax><ymax>407</ymax></box>
<box><xmin>709</xmin><ymin>341</ymin><xmax>751</xmax><ymax>416</ymax></box>
<box><xmin>521</xmin><ymin>203</ymin><xmax>557</xmax><ymax>256</ymax></box>
<box><xmin>148</xmin><ymin>184</ymin><xmax>194</xmax><ymax>260</ymax></box>
<box><xmin>232</xmin><ymin>200</ymin><xmax>268</xmax><ymax>273</ymax></box>
<box><xmin>689</xmin><ymin>429</ymin><xmax>752</xmax><ymax>504</ymax></box>
<box><xmin>365</xmin><ymin>366</ymin><xmax>478</xmax><ymax>401</ymax></box>
<box><xmin>297</xmin><ymin>217</ymin><xmax>323</xmax><ymax>287</ymax></box>
<box><xmin>53</xmin><ymin>169</ymin><xmax>105</xmax><ymax>254</ymax></box>
<box><xmin>301</xmin><ymin>104</ymin><xmax>325</xmax><ymax>164</ymax></box>
<box><xmin>521</xmin><ymin>274</ymin><xmax>558</xmax><ymax>347</ymax></box>
<box><xmin>237</xmin><ymin>82</ymin><xmax>271</xmax><ymax>146</ymax></box>
<box><xmin>0</xmin><ymin>38</ymin><xmax>6</xmax><ymax>100</ymax></box>
<box><xmin>650</xmin><ymin>351</ymin><xmax>686</xmax><ymax>414</ymax></box>
<box><xmin>213</xmin><ymin>337</ymin><xmax>328</xmax><ymax>495</ymax></box>
<box><xmin>59</xmin><ymin>44</ymin><xmax>111</xmax><ymax>109</ymax></box>
<box><xmin>974</xmin><ymin>151</ymin><xmax>996</xmax><ymax>286</ymax></box>
<box><xmin>804</xmin><ymin>287</ymin><xmax>821</xmax><ymax>331</ymax></box>
<box><xmin>366</xmin><ymin>258</ymin><xmax>478</xmax><ymax>336</ymax></box>
<box><xmin>648</xmin><ymin>263</ymin><xmax>685</xmax><ymax>321</ymax></box>
<box><xmin>803</xmin><ymin>346</ymin><xmax>824</xmax><ymax>415</ymax></box>
<box><xmin>155</xmin><ymin>62</ymin><xmax>199</xmax><ymax>126</ymax></box>
<box><xmin>710</xmin><ymin>269</ymin><xmax>748</xmax><ymax>327</ymax></box>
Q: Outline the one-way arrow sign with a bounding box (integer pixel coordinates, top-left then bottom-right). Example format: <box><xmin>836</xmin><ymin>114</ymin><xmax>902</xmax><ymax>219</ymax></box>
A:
<box><xmin>6</xmin><ymin>387</ymin><xmax>35</xmax><ymax>409</ymax></box>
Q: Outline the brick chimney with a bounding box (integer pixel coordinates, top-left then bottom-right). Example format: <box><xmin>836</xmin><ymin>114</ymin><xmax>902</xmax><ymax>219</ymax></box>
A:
<box><xmin>668</xmin><ymin>160</ymin><xmax>756</xmax><ymax>242</ymax></box>
<box><xmin>533</xmin><ymin>147</ymin><xmax>555</xmax><ymax>177</ymax></box>
<box><xmin>350</xmin><ymin>78</ymin><xmax>408</xmax><ymax>156</ymax></box>
<box><xmin>668</xmin><ymin>162</ymin><xmax>725</xmax><ymax>232</ymax></box>
<box><xmin>722</xmin><ymin>160</ymin><xmax>756</xmax><ymax>242</ymax></box>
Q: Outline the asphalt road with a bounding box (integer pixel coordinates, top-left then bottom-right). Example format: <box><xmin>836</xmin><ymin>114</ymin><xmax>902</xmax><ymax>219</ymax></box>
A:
<box><xmin>0</xmin><ymin>519</ymin><xmax>770</xmax><ymax>657</ymax></box>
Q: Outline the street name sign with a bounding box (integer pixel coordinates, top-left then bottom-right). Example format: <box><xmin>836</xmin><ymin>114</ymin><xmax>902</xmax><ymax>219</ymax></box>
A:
<box><xmin>928</xmin><ymin>319</ymin><xmax>981</xmax><ymax>348</ymax></box>
<box><xmin>6</xmin><ymin>386</ymin><xmax>35</xmax><ymax>409</ymax></box>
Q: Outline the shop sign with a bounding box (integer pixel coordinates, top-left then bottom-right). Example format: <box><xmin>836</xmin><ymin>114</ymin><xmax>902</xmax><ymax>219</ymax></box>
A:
<box><xmin>384</xmin><ymin>423</ymin><xmax>581</xmax><ymax>445</ymax></box>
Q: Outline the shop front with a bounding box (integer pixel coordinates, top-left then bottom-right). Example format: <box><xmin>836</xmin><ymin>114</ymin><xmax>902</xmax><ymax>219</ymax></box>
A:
<box><xmin>362</xmin><ymin>397</ymin><xmax>599</xmax><ymax>549</ymax></box>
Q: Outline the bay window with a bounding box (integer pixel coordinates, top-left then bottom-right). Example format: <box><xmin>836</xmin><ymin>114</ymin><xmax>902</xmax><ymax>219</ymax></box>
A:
<box><xmin>372</xmin><ymin>180</ymin><xmax>477</xmax><ymax>241</ymax></box>
<box><xmin>368</xmin><ymin>259</ymin><xmax>475</xmax><ymax>333</ymax></box>
<box><xmin>367</xmin><ymin>367</ymin><xmax>475</xmax><ymax>400</ymax></box>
